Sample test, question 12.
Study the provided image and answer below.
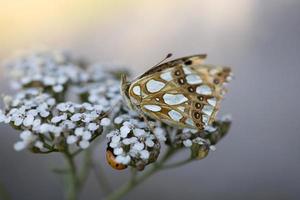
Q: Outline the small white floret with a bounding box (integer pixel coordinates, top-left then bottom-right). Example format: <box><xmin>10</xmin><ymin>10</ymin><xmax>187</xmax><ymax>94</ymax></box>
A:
<box><xmin>140</xmin><ymin>150</ymin><xmax>150</xmax><ymax>160</ymax></box>
<box><xmin>79</xmin><ymin>140</ymin><xmax>90</xmax><ymax>149</ymax></box>
<box><xmin>100</xmin><ymin>118</ymin><xmax>111</xmax><ymax>126</ymax></box>
<box><xmin>183</xmin><ymin>139</ymin><xmax>193</xmax><ymax>147</ymax></box>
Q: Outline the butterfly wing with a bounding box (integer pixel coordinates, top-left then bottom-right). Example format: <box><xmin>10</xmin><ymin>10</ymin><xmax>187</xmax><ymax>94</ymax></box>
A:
<box><xmin>127</xmin><ymin>55</ymin><xmax>232</xmax><ymax>130</ymax></box>
<box><xmin>139</xmin><ymin>54</ymin><xmax>207</xmax><ymax>78</ymax></box>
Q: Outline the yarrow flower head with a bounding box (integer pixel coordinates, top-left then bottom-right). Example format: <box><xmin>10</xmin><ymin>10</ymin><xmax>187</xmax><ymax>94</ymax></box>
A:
<box><xmin>106</xmin><ymin>108</ymin><xmax>161</xmax><ymax>170</ymax></box>
<box><xmin>0</xmin><ymin>88</ymin><xmax>55</xmax><ymax>128</ymax></box>
<box><xmin>5</xmin><ymin>50</ymin><xmax>89</xmax><ymax>93</ymax></box>
<box><xmin>0</xmin><ymin>88</ymin><xmax>111</xmax><ymax>151</ymax></box>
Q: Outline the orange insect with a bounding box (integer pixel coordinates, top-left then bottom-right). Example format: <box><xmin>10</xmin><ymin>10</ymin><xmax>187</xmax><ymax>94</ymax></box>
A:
<box><xmin>106</xmin><ymin>147</ymin><xmax>127</xmax><ymax>170</ymax></box>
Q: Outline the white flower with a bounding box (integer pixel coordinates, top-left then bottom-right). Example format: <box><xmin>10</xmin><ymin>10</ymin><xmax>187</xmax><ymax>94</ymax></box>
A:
<box><xmin>122</xmin><ymin>138</ymin><xmax>132</xmax><ymax>145</ymax></box>
<box><xmin>115</xmin><ymin>155</ymin><xmax>125</xmax><ymax>163</ymax></box>
<box><xmin>34</xmin><ymin>141</ymin><xmax>44</xmax><ymax>149</ymax></box>
<box><xmin>210</xmin><ymin>145</ymin><xmax>216</xmax><ymax>151</ymax></box>
<box><xmin>39</xmin><ymin>124</ymin><xmax>49</xmax><ymax>133</ymax></box>
<box><xmin>140</xmin><ymin>150</ymin><xmax>150</xmax><ymax>160</ymax></box>
<box><xmin>70</xmin><ymin>113</ymin><xmax>82</xmax><ymax>122</ymax></box>
<box><xmin>53</xmin><ymin>85</ymin><xmax>63</xmax><ymax>93</ymax></box>
<box><xmin>88</xmin><ymin>123</ymin><xmax>99</xmax><ymax>131</ymax></box>
<box><xmin>57</xmin><ymin>103</ymin><xmax>68</xmax><ymax>111</ymax></box>
<box><xmin>51</xmin><ymin>114</ymin><xmax>67</xmax><ymax>123</ymax></box>
<box><xmin>27</xmin><ymin>109</ymin><xmax>38</xmax><ymax>116</ymax></box>
<box><xmin>39</xmin><ymin>110</ymin><xmax>50</xmax><ymax>118</ymax></box>
<box><xmin>20</xmin><ymin>130</ymin><xmax>33</xmax><ymax>141</ymax></box>
<box><xmin>114</xmin><ymin>116</ymin><xmax>123</xmax><ymax>124</ymax></box>
<box><xmin>23</xmin><ymin>115</ymin><xmax>34</xmax><ymax>126</ymax></box>
<box><xmin>82</xmin><ymin>131</ymin><xmax>92</xmax><ymax>140</ymax></box>
<box><xmin>120</xmin><ymin>125</ymin><xmax>131</xmax><ymax>138</ymax></box>
<box><xmin>145</xmin><ymin>139</ymin><xmax>155</xmax><ymax>147</ymax></box>
<box><xmin>14</xmin><ymin>141</ymin><xmax>27</xmax><ymax>151</ymax></box>
<box><xmin>47</xmin><ymin>98</ymin><xmax>56</xmax><ymax>106</ymax></box>
<box><xmin>111</xmin><ymin>135</ymin><xmax>121</xmax><ymax>143</ymax></box>
<box><xmin>113</xmin><ymin>147</ymin><xmax>123</xmax><ymax>155</ymax></box>
<box><xmin>133</xmin><ymin>128</ymin><xmax>146</xmax><ymax>137</ymax></box>
<box><xmin>109</xmin><ymin>142</ymin><xmax>118</xmax><ymax>148</ymax></box>
<box><xmin>204</xmin><ymin>125</ymin><xmax>217</xmax><ymax>133</ymax></box>
<box><xmin>132</xmin><ymin>142</ymin><xmax>144</xmax><ymax>151</ymax></box>
<box><xmin>67</xmin><ymin>135</ymin><xmax>78</xmax><ymax>144</ymax></box>
<box><xmin>75</xmin><ymin>127</ymin><xmax>84</xmax><ymax>136</ymax></box>
<box><xmin>79</xmin><ymin>140</ymin><xmax>90</xmax><ymax>149</ymax></box>
<box><xmin>100</xmin><ymin>118</ymin><xmax>111</xmax><ymax>126</ymax></box>
<box><xmin>122</xmin><ymin>155</ymin><xmax>131</xmax><ymax>165</ymax></box>
<box><xmin>14</xmin><ymin>116</ymin><xmax>23</xmax><ymax>126</ymax></box>
<box><xmin>183</xmin><ymin>139</ymin><xmax>193</xmax><ymax>147</ymax></box>
<box><xmin>44</xmin><ymin>76</ymin><xmax>56</xmax><ymax>85</ymax></box>
<box><xmin>82</xmin><ymin>103</ymin><xmax>93</xmax><ymax>110</ymax></box>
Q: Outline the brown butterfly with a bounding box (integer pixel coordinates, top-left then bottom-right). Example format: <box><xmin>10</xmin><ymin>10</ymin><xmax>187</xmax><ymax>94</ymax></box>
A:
<box><xmin>121</xmin><ymin>54</ymin><xmax>232</xmax><ymax>131</ymax></box>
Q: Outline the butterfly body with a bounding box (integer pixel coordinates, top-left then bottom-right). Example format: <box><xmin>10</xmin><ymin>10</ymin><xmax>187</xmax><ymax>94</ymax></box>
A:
<box><xmin>121</xmin><ymin>54</ymin><xmax>232</xmax><ymax>131</ymax></box>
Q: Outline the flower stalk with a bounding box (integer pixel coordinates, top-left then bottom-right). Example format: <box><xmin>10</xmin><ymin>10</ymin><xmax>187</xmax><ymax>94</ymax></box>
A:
<box><xmin>104</xmin><ymin>147</ymin><xmax>178</xmax><ymax>200</ymax></box>
<box><xmin>63</xmin><ymin>147</ymin><xmax>79</xmax><ymax>200</ymax></box>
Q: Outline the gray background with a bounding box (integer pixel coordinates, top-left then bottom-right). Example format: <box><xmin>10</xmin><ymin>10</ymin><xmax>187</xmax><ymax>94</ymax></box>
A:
<box><xmin>0</xmin><ymin>0</ymin><xmax>300</xmax><ymax>199</ymax></box>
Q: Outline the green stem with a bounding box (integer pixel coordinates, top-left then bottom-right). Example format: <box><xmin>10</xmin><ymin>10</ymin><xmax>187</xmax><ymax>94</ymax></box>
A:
<box><xmin>104</xmin><ymin>147</ymin><xmax>178</xmax><ymax>200</ymax></box>
<box><xmin>92</xmin><ymin>161</ymin><xmax>113</xmax><ymax>195</ymax></box>
<box><xmin>161</xmin><ymin>158</ymin><xmax>193</xmax><ymax>170</ymax></box>
<box><xmin>79</xmin><ymin>150</ymin><xmax>92</xmax><ymax>184</ymax></box>
<box><xmin>63</xmin><ymin>148</ymin><xmax>79</xmax><ymax>200</ymax></box>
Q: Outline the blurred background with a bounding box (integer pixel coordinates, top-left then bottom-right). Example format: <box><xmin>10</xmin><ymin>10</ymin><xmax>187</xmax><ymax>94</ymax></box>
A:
<box><xmin>0</xmin><ymin>0</ymin><xmax>300</xmax><ymax>199</ymax></box>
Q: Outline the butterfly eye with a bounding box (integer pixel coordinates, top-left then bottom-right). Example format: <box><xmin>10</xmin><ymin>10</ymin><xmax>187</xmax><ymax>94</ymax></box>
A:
<box><xmin>184</xmin><ymin>60</ymin><xmax>192</xmax><ymax>65</ymax></box>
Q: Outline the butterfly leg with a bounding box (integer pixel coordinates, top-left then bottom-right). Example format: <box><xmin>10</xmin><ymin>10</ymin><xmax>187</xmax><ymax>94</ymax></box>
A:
<box><xmin>136</xmin><ymin>107</ymin><xmax>155</xmax><ymax>132</ymax></box>
<box><xmin>141</xmin><ymin>112</ymin><xmax>155</xmax><ymax>133</ymax></box>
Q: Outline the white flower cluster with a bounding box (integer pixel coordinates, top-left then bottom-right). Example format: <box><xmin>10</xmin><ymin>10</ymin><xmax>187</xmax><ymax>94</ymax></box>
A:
<box><xmin>73</xmin><ymin>64</ymin><xmax>124</xmax><ymax>114</ymax></box>
<box><xmin>53</xmin><ymin>101</ymin><xmax>111</xmax><ymax>149</ymax></box>
<box><xmin>0</xmin><ymin>89</ymin><xmax>111</xmax><ymax>151</ymax></box>
<box><xmin>0</xmin><ymin>89</ymin><xmax>56</xmax><ymax>127</ymax></box>
<box><xmin>5</xmin><ymin>50</ymin><xmax>89</xmax><ymax>92</ymax></box>
<box><xmin>106</xmin><ymin>110</ymin><xmax>160</xmax><ymax>170</ymax></box>
<box><xmin>77</xmin><ymin>80</ymin><xmax>122</xmax><ymax>113</ymax></box>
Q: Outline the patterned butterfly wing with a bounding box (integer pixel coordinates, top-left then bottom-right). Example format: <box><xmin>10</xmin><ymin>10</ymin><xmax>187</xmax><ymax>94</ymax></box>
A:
<box><xmin>127</xmin><ymin>55</ymin><xmax>231</xmax><ymax>130</ymax></box>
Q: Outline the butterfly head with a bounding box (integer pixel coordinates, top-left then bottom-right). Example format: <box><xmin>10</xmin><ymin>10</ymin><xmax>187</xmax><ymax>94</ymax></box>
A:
<box><xmin>121</xmin><ymin>74</ymin><xmax>136</xmax><ymax>110</ymax></box>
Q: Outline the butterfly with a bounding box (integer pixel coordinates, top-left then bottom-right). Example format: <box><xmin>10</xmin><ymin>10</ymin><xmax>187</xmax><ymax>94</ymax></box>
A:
<box><xmin>121</xmin><ymin>54</ymin><xmax>232</xmax><ymax>131</ymax></box>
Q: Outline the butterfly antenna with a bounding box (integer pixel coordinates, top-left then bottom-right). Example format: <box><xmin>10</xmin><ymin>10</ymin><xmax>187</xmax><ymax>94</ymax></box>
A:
<box><xmin>152</xmin><ymin>53</ymin><xmax>172</xmax><ymax>68</ymax></box>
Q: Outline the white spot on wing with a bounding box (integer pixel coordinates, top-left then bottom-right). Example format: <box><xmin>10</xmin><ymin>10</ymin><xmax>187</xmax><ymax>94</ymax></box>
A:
<box><xmin>186</xmin><ymin>74</ymin><xmax>202</xmax><ymax>84</ymax></box>
<box><xmin>160</xmin><ymin>71</ymin><xmax>172</xmax><ymax>81</ymax></box>
<box><xmin>196</xmin><ymin>85</ymin><xmax>212</xmax><ymax>95</ymax></box>
<box><xmin>202</xmin><ymin>105</ymin><xmax>214</xmax><ymax>116</ymax></box>
<box><xmin>163</xmin><ymin>94</ymin><xmax>188</xmax><ymax>105</ymax></box>
<box><xmin>146</xmin><ymin>80</ymin><xmax>165</xmax><ymax>93</ymax></box>
<box><xmin>207</xmin><ymin>97</ymin><xmax>217</xmax><ymax>106</ymax></box>
<box><xmin>183</xmin><ymin>66</ymin><xmax>192</xmax><ymax>74</ymax></box>
<box><xmin>202</xmin><ymin>115</ymin><xmax>209</xmax><ymax>125</ymax></box>
<box><xmin>168</xmin><ymin>110</ymin><xmax>183</xmax><ymax>121</ymax></box>
<box><xmin>132</xmin><ymin>86</ymin><xmax>141</xmax><ymax>96</ymax></box>
<box><xmin>185</xmin><ymin>118</ymin><xmax>194</xmax><ymax>126</ymax></box>
<box><xmin>144</xmin><ymin>105</ymin><xmax>162</xmax><ymax>112</ymax></box>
